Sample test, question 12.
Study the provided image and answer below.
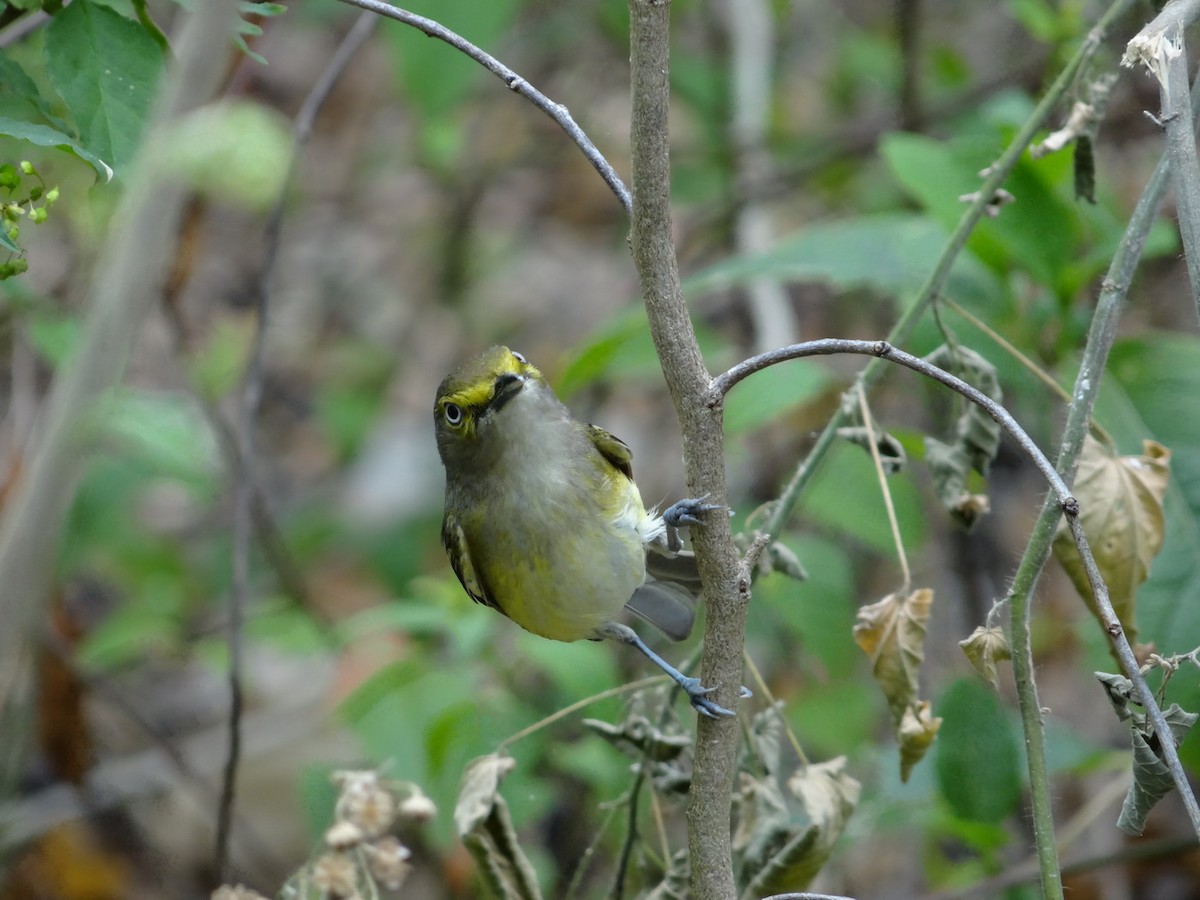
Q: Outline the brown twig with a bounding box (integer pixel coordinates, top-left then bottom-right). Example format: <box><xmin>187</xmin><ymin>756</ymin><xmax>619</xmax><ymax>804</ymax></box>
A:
<box><xmin>213</xmin><ymin>10</ymin><xmax>378</xmax><ymax>879</ymax></box>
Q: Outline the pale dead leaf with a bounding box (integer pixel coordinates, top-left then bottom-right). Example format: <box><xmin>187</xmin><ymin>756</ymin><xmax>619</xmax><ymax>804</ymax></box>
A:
<box><xmin>853</xmin><ymin>588</ymin><xmax>934</xmax><ymax>724</ymax></box>
<box><xmin>453</xmin><ymin>754</ymin><xmax>541</xmax><ymax>900</ymax></box>
<box><xmin>959</xmin><ymin>625</ymin><xmax>1011</xmax><ymax>691</ymax></box>
<box><xmin>1053</xmin><ymin>436</ymin><xmax>1171</xmax><ymax>643</ymax></box>
<box><xmin>899</xmin><ymin>701</ymin><xmax>942</xmax><ymax>783</ymax></box>
<box><xmin>741</xmin><ymin>757</ymin><xmax>862</xmax><ymax>897</ymax></box>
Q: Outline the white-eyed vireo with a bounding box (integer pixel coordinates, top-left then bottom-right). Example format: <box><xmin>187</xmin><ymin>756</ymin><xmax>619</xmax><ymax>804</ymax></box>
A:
<box><xmin>434</xmin><ymin>345</ymin><xmax>747</xmax><ymax>718</ymax></box>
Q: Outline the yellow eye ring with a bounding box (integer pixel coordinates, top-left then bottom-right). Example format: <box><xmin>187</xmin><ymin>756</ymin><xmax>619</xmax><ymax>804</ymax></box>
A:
<box><xmin>443</xmin><ymin>402</ymin><xmax>464</xmax><ymax>426</ymax></box>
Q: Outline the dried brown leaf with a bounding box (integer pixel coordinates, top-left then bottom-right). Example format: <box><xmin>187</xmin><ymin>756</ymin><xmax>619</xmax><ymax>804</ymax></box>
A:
<box><xmin>853</xmin><ymin>588</ymin><xmax>934</xmax><ymax>724</ymax></box>
<box><xmin>959</xmin><ymin>625</ymin><xmax>1011</xmax><ymax>691</ymax></box>
<box><xmin>1053</xmin><ymin>436</ymin><xmax>1171</xmax><ymax>643</ymax></box>
<box><xmin>899</xmin><ymin>701</ymin><xmax>942</xmax><ymax>783</ymax></box>
<box><xmin>454</xmin><ymin>754</ymin><xmax>541</xmax><ymax>900</ymax></box>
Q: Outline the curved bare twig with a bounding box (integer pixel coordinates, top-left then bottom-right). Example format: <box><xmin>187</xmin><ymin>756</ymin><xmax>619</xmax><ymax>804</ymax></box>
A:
<box><xmin>335</xmin><ymin>0</ymin><xmax>632</xmax><ymax>214</ymax></box>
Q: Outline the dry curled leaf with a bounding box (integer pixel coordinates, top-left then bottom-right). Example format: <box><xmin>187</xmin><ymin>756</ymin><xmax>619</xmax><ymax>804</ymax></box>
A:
<box><xmin>959</xmin><ymin>625</ymin><xmax>1011</xmax><ymax>691</ymax></box>
<box><xmin>1053</xmin><ymin>436</ymin><xmax>1171</xmax><ymax>644</ymax></box>
<box><xmin>454</xmin><ymin>754</ymin><xmax>541</xmax><ymax>900</ymax></box>
<box><xmin>853</xmin><ymin>588</ymin><xmax>934</xmax><ymax>725</ymax></box>
<box><xmin>899</xmin><ymin>701</ymin><xmax>943</xmax><ymax>783</ymax></box>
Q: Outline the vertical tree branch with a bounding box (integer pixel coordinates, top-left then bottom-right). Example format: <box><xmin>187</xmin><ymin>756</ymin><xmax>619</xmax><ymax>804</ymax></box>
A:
<box><xmin>628</xmin><ymin>1</ymin><xmax>746</xmax><ymax>897</ymax></box>
<box><xmin>1123</xmin><ymin>0</ymin><xmax>1200</xmax><ymax>315</ymax></box>
<box><xmin>1004</xmin><ymin>86</ymin><xmax>1196</xmax><ymax>894</ymax></box>
<box><xmin>0</xmin><ymin>0</ymin><xmax>239</xmax><ymax>788</ymax></box>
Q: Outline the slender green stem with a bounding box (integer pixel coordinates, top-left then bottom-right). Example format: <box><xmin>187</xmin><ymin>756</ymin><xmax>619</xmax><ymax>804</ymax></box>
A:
<box><xmin>758</xmin><ymin>0</ymin><xmax>1136</xmax><ymax>540</ymax></box>
<box><xmin>1005</xmin><ymin>90</ymin><xmax>1183</xmax><ymax>897</ymax></box>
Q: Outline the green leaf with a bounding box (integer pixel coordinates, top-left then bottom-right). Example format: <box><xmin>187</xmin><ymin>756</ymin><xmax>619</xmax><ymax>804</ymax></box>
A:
<box><xmin>385</xmin><ymin>0</ymin><xmax>521</xmax><ymax>120</ymax></box>
<box><xmin>150</xmin><ymin>101</ymin><xmax>291</xmax><ymax>210</ymax></box>
<box><xmin>556</xmin><ymin>307</ymin><xmax>723</xmax><ymax>400</ymax></box>
<box><xmin>881</xmin><ymin>132</ymin><xmax>1081</xmax><ymax>290</ymax></box>
<box><xmin>0</xmin><ymin>116</ymin><xmax>113</xmax><ymax>180</ymax></box>
<box><xmin>804</xmin><ymin>440</ymin><xmax>927</xmax><ymax>554</ymax></box>
<box><xmin>44</xmin><ymin>0</ymin><xmax>164</xmax><ymax>174</ymax></box>
<box><xmin>685</xmin><ymin>212</ymin><xmax>1001</xmax><ymax>308</ymax></box>
<box><xmin>934</xmin><ymin>677</ymin><xmax>1022</xmax><ymax>823</ymax></box>
<box><xmin>0</xmin><ymin>225</ymin><xmax>19</xmax><ymax>254</ymax></box>
<box><xmin>724</xmin><ymin>360</ymin><xmax>832</xmax><ymax>434</ymax></box>
<box><xmin>92</xmin><ymin>389</ymin><xmax>219</xmax><ymax>485</ymax></box>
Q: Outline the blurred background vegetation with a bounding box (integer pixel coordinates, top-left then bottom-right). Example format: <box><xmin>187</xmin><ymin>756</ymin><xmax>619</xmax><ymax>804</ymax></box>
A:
<box><xmin>2</xmin><ymin>0</ymin><xmax>1200</xmax><ymax>897</ymax></box>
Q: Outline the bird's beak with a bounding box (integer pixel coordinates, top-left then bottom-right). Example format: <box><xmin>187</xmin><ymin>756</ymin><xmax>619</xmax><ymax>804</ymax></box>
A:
<box><xmin>489</xmin><ymin>372</ymin><xmax>525</xmax><ymax>413</ymax></box>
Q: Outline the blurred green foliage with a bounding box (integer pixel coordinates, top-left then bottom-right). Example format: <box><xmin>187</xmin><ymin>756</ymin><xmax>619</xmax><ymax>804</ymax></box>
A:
<box><xmin>3</xmin><ymin>0</ymin><xmax>1200</xmax><ymax>896</ymax></box>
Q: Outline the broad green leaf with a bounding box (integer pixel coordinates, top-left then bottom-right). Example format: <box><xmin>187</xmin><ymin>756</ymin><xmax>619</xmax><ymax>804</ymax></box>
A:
<box><xmin>852</xmin><ymin>587</ymin><xmax>933</xmax><ymax>726</ymax></box>
<box><xmin>1052</xmin><ymin>435</ymin><xmax>1171</xmax><ymax>644</ymax></box>
<box><xmin>385</xmin><ymin>0</ymin><xmax>520</xmax><ymax>120</ymax></box>
<box><xmin>685</xmin><ymin>212</ymin><xmax>1001</xmax><ymax>308</ymax></box>
<box><xmin>91</xmin><ymin>389</ymin><xmax>218</xmax><ymax>485</ymax></box>
<box><xmin>556</xmin><ymin>307</ymin><xmax>722</xmax><ymax>400</ymax></box>
<box><xmin>803</xmin><ymin>441</ymin><xmax>927</xmax><ymax>555</ymax></box>
<box><xmin>723</xmin><ymin>359</ymin><xmax>832</xmax><ymax>435</ymax></box>
<box><xmin>881</xmin><ymin>132</ymin><xmax>1083</xmax><ymax>292</ymax></box>
<box><xmin>935</xmin><ymin>678</ymin><xmax>1021</xmax><ymax>823</ymax></box>
<box><xmin>958</xmin><ymin>625</ymin><xmax>1011</xmax><ymax>691</ymax></box>
<box><xmin>44</xmin><ymin>0</ymin><xmax>164</xmax><ymax>174</ymax></box>
<box><xmin>0</xmin><ymin>116</ymin><xmax>113</xmax><ymax>180</ymax></box>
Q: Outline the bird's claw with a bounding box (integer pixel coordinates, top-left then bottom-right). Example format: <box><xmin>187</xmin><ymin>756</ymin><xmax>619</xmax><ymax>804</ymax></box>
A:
<box><xmin>664</xmin><ymin>496</ymin><xmax>725</xmax><ymax>529</ymax></box>
<box><xmin>679</xmin><ymin>676</ymin><xmax>752</xmax><ymax>718</ymax></box>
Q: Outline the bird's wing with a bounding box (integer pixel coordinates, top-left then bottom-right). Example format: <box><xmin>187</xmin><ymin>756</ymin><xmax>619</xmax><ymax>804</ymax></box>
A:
<box><xmin>442</xmin><ymin>513</ymin><xmax>502</xmax><ymax>612</ymax></box>
<box><xmin>586</xmin><ymin>424</ymin><xmax>634</xmax><ymax>481</ymax></box>
<box><xmin>625</xmin><ymin>579</ymin><xmax>696</xmax><ymax>641</ymax></box>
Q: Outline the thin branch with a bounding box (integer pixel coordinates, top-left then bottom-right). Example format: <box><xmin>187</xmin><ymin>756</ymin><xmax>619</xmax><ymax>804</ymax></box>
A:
<box><xmin>712</xmin><ymin>340</ymin><xmax>1069</xmax><ymax>497</ymax></box>
<box><xmin>711</xmin><ymin>333</ymin><xmax>1200</xmax><ymax>843</ymax></box>
<box><xmin>629</xmin><ymin>0</ymin><xmax>748</xmax><ymax>897</ymax></box>
<box><xmin>335</xmin><ymin>0</ymin><xmax>631</xmax><ymax>214</ymax></box>
<box><xmin>1122</xmin><ymin>0</ymin><xmax>1200</xmax><ymax>314</ymax></box>
<box><xmin>939</xmin><ymin>296</ymin><xmax>1115</xmax><ymax>448</ymax></box>
<box><xmin>214</xmin><ymin>12</ymin><xmax>377</xmax><ymax>878</ymax></box>
<box><xmin>756</xmin><ymin>0</ymin><xmax>1136</xmax><ymax>543</ymax></box>
<box><xmin>855</xmin><ymin>384</ymin><xmax>909</xmax><ymax>588</ymax></box>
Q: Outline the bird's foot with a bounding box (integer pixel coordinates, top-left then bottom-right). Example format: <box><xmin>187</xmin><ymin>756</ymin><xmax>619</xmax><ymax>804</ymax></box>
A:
<box><xmin>664</xmin><ymin>496</ymin><xmax>725</xmax><ymax>529</ymax></box>
<box><xmin>679</xmin><ymin>676</ymin><xmax>754</xmax><ymax>719</ymax></box>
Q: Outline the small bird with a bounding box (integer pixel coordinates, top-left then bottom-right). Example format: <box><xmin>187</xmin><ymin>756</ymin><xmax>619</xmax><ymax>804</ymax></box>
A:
<box><xmin>434</xmin><ymin>345</ymin><xmax>746</xmax><ymax>717</ymax></box>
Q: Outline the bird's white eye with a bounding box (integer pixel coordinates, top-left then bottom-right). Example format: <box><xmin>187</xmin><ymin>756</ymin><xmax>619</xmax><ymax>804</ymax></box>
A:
<box><xmin>443</xmin><ymin>402</ymin><xmax>464</xmax><ymax>426</ymax></box>
<box><xmin>511</xmin><ymin>350</ymin><xmax>527</xmax><ymax>364</ymax></box>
